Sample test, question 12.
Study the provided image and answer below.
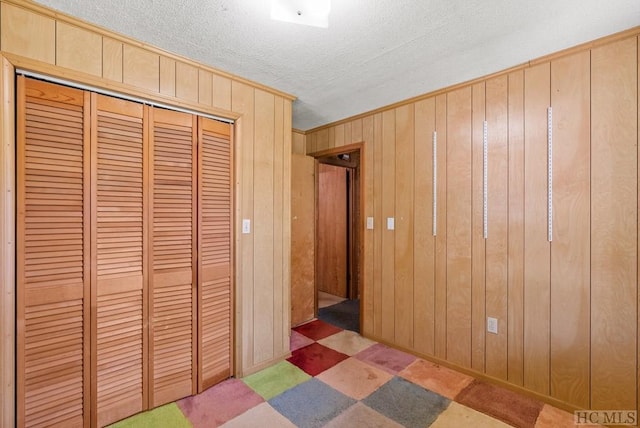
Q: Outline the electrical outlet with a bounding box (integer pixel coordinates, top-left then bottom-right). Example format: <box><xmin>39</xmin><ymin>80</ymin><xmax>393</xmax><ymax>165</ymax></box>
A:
<box><xmin>487</xmin><ymin>317</ymin><xmax>498</xmax><ymax>334</ymax></box>
<box><xmin>242</xmin><ymin>219</ymin><xmax>251</xmax><ymax>234</ymax></box>
<box><xmin>367</xmin><ymin>217</ymin><xmax>374</xmax><ymax>230</ymax></box>
<box><xmin>387</xmin><ymin>217</ymin><xmax>395</xmax><ymax>230</ymax></box>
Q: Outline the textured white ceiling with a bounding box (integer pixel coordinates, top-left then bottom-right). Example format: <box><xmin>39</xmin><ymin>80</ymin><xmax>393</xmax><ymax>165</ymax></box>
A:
<box><xmin>34</xmin><ymin>0</ymin><xmax>640</xmax><ymax>130</ymax></box>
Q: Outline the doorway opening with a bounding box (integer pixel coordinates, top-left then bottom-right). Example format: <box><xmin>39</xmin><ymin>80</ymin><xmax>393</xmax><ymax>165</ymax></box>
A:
<box><xmin>314</xmin><ymin>144</ymin><xmax>363</xmax><ymax>333</ymax></box>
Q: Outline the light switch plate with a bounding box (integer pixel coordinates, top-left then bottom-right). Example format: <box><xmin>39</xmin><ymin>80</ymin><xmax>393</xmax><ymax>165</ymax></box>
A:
<box><xmin>242</xmin><ymin>219</ymin><xmax>251</xmax><ymax>234</ymax></box>
<box><xmin>387</xmin><ymin>217</ymin><xmax>395</xmax><ymax>230</ymax></box>
<box><xmin>366</xmin><ymin>217</ymin><xmax>374</xmax><ymax>230</ymax></box>
<box><xmin>487</xmin><ymin>317</ymin><xmax>498</xmax><ymax>334</ymax></box>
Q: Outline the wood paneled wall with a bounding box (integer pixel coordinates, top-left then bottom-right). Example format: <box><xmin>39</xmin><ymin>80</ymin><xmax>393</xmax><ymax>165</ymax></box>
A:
<box><xmin>305</xmin><ymin>30</ymin><xmax>640</xmax><ymax>413</ymax></box>
<box><xmin>0</xmin><ymin>1</ymin><xmax>293</xmax><ymax>425</ymax></box>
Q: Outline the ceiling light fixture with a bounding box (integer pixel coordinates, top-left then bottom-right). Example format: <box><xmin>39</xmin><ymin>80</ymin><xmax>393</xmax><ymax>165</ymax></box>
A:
<box><xmin>271</xmin><ymin>0</ymin><xmax>331</xmax><ymax>28</ymax></box>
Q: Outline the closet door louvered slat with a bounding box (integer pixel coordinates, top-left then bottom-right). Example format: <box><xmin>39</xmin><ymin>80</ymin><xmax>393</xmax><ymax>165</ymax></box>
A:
<box><xmin>91</xmin><ymin>94</ymin><xmax>147</xmax><ymax>426</ymax></box>
<box><xmin>149</xmin><ymin>108</ymin><xmax>197</xmax><ymax>407</ymax></box>
<box><xmin>17</xmin><ymin>77</ymin><xmax>90</xmax><ymax>427</ymax></box>
<box><xmin>198</xmin><ymin>118</ymin><xmax>233</xmax><ymax>391</ymax></box>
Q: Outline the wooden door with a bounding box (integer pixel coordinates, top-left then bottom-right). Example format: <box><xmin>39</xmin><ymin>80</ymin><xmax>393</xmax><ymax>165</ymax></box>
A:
<box><xmin>148</xmin><ymin>107</ymin><xmax>197</xmax><ymax>407</ymax></box>
<box><xmin>317</xmin><ymin>163</ymin><xmax>348</xmax><ymax>298</ymax></box>
<box><xmin>17</xmin><ymin>77</ymin><xmax>90</xmax><ymax>427</ymax></box>
<box><xmin>91</xmin><ymin>94</ymin><xmax>147</xmax><ymax>426</ymax></box>
<box><xmin>197</xmin><ymin>117</ymin><xmax>233</xmax><ymax>391</ymax></box>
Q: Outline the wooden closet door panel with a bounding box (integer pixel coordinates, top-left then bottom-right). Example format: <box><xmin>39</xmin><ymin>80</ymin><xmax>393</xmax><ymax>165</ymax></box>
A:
<box><xmin>523</xmin><ymin>63</ymin><xmax>551</xmax><ymax>396</ymax></box>
<box><xmin>17</xmin><ymin>77</ymin><xmax>90</xmax><ymax>427</ymax></box>
<box><xmin>550</xmin><ymin>50</ymin><xmax>591</xmax><ymax>409</ymax></box>
<box><xmin>198</xmin><ymin>117</ymin><xmax>233</xmax><ymax>391</ymax></box>
<box><xmin>485</xmin><ymin>76</ymin><xmax>508</xmax><ymax>380</ymax></box>
<box><xmin>91</xmin><ymin>94</ymin><xmax>146</xmax><ymax>426</ymax></box>
<box><xmin>590</xmin><ymin>37</ymin><xmax>637</xmax><ymax>410</ymax></box>
<box><xmin>149</xmin><ymin>107</ymin><xmax>197</xmax><ymax>407</ymax></box>
<box><xmin>446</xmin><ymin>86</ymin><xmax>472</xmax><ymax>368</ymax></box>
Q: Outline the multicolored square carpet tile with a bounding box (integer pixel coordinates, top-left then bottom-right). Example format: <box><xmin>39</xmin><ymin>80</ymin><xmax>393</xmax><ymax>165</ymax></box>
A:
<box><xmin>110</xmin><ymin>319</ymin><xmax>582</xmax><ymax>428</ymax></box>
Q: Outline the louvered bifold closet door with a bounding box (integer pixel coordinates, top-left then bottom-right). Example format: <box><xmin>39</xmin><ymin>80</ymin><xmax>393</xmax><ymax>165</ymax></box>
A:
<box><xmin>91</xmin><ymin>94</ymin><xmax>147</xmax><ymax>426</ymax></box>
<box><xmin>17</xmin><ymin>77</ymin><xmax>90</xmax><ymax>427</ymax></box>
<box><xmin>198</xmin><ymin>117</ymin><xmax>233</xmax><ymax>391</ymax></box>
<box><xmin>149</xmin><ymin>107</ymin><xmax>197</xmax><ymax>407</ymax></box>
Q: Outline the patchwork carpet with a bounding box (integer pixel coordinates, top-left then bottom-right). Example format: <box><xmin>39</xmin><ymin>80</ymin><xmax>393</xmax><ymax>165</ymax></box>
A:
<box><xmin>109</xmin><ymin>319</ymin><xmax>579</xmax><ymax>428</ymax></box>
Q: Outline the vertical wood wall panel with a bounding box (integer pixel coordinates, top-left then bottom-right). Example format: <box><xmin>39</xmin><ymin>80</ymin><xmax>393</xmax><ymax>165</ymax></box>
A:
<box><xmin>1</xmin><ymin>3</ymin><xmax>55</xmax><ymax>64</ymax></box>
<box><xmin>327</xmin><ymin>127</ymin><xmax>335</xmax><ymax>148</ymax></box>
<box><xmin>484</xmin><ymin>76</ymin><xmax>509</xmax><ymax>380</ymax></box>
<box><xmin>470</xmin><ymin>82</ymin><xmax>486</xmax><ymax>372</ymax></box>
<box><xmin>198</xmin><ymin>70</ymin><xmax>213</xmax><ymax>106</ymax></box>
<box><xmin>394</xmin><ymin>104</ymin><xmax>414</xmax><ymax>348</ymax></box>
<box><xmin>445</xmin><ymin>87</ymin><xmax>472</xmax><ymax>368</ymax></box>
<box><xmin>102</xmin><ymin>38</ymin><xmax>123</xmax><ymax>83</ymax></box>
<box><xmin>590</xmin><ymin>37</ymin><xmax>637</xmax><ymax>410</ymax></box>
<box><xmin>351</xmin><ymin>118</ymin><xmax>363</xmax><ymax>143</ymax></box>
<box><xmin>212</xmin><ymin>75</ymin><xmax>232</xmax><ymax>111</ymax></box>
<box><xmin>434</xmin><ymin>94</ymin><xmax>448</xmax><ymax>359</ymax></box>
<box><xmin>523</xmin><ymin>62</ymin><xmax>551</xmax><ymax>396</ymax></box>
<box><xmin>292</xmin><ymin>131</ymin><xmax>306</xmax><ymax>155</ymax></box>
<box><xmin>231</xmin><ymin>82</ymin><xmax>255</xmax><ymax>371</ymax></box>
<box><xmin>123</xmin><ymin>45</ymin><xmax>160</xmax><ymax>93</ymax></box>
<box><xmin>317</xmin><ymin>128</ymin><xmax>330</xmax><ymax>152</ymax></box>
<box><xmin>282</xmin><ymin>99</ymin><xmax>292</xmax><ymax>351</ymax></box>
<box><xmin>549</xmin><ymin>51</ymin><xmax>591</xmax><ymax>408</ymax></box>
<box><xmin>159</xmin><ymin>57</ymin><xmax>176</xmax><ymax>98</ymax></box>
<box><xmin>334</xmin><ymin>123</ymin><xmax>344</xmax><ymax>148</ymax></box>
<box><xmin>362</xmin><ymin>115</ymin><xmax>375</xmax><ymax>336</ymax></box>
<box><xmin>56</xmin><ymin>23</ymin><xmax>103</xmax><ymax>77</ymax></box>
<box><xmin>176</xmin><ymin>62</ymin><xmax>199</xmax><ymax>104</ymax></box>
<box><xmin>253</xmin><ymin>90</ymin><xmax>275</xmax><ymax>364</ymax></box>
<box><xmin>273</xmin><ymin>96</ymin><xmax>285</xmax><ymax>356</ymax></box>
<box><xmin>344</xmin><ymin>122</ymin><xmax>352</xmax><ymax>144</ymax></box>
<box><xmin>372</xmin><ymin>113</ymin><xmax>383</xmax><ymax>337</ymax></box>
<box><xmin>413</xmin><ymin>98</ymin><xmax>435</xmax><ymax>356</ymax></box>
<box><xmin>507</xmin><ymin>70</ymin><xmax>525</xmax><ymax>386</ymax></box>
<box><xmin>381</xmin><ymin>109</ymin><xmax>396</xmax><ymax>342</ymax></box>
